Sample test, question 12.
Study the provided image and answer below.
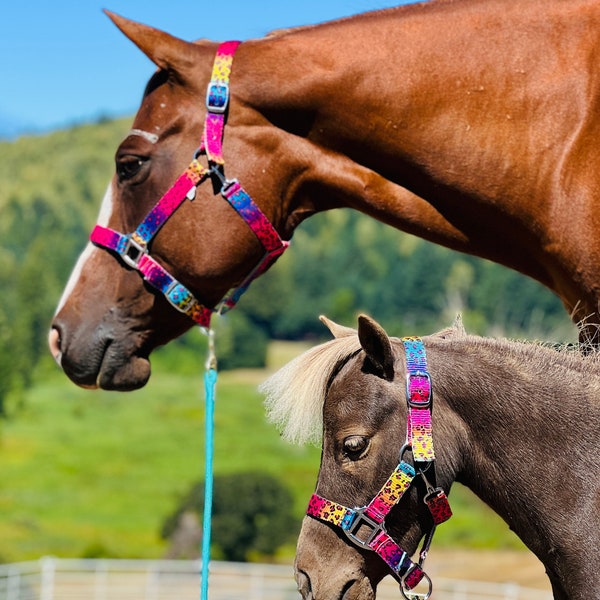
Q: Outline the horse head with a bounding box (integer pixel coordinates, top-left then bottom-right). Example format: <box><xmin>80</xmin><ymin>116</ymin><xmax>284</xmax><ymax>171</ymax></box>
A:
<box><xmin>263</xmin><ymin>315</ymin><xmax>457</xmax><ymax>599</ymax></box>
<box><xmin>48</xmin><ymin>14</ymin><xmax>291</xmax><ymax>390</ymax></box>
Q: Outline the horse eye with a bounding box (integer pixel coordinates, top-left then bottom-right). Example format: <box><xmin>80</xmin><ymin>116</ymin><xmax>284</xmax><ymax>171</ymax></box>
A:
<box><xmin>116</xmin><ymin>156</ymin><xmax>147</xmax><ymax>182</ymax></box>
<box><xmin>343</xmin><ymin>435</ymin><xmax>369</xmax><ymax>457</ymax></box>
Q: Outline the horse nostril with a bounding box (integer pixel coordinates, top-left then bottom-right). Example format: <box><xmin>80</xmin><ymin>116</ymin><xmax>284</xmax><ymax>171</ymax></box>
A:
<box><xmin>296</xmin><ymin>570</ymin><xmax>313</xmax><ymax>599</ymax></box>
<box><xmin>341</xmin><ymin>579</ymin><xmax>359</xmax><ymax>600</ymax></box>
<box><xmin>48</xmin><ymin>327</ymin><xmax>62</xmax><ymax>365</ymax></box>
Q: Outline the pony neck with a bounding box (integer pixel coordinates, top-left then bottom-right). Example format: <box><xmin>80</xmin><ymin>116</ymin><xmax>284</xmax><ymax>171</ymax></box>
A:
<box><xmin>429</xmin><ymin>336</ymin><xmax>600</xmax><ymax>599</ymax></box>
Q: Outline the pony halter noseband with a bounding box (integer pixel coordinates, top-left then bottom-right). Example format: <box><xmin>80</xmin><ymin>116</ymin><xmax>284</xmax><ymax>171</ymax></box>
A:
<box><xmin>306</xmin><ymin>338</ymin><xmax>452</xmax><ymax>599</ymax></box>
<box><xmin>90</xmin><ymin>42</ymin><xmax>289</xmax><ymax>328</ymax></box>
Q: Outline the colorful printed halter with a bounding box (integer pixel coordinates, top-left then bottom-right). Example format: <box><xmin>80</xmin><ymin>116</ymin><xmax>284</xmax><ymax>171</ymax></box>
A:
<box><xmin>306</xmin><ymin>338</ymin><xmax>452</xmax><ymax>600</ymax></box>
<box><xmin>90</xmin><ymin>42</ymin><xmax>289</xmax><ymax>328</ymax></box>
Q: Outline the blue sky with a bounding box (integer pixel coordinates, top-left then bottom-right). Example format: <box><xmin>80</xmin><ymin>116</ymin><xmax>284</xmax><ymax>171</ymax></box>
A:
<box><xmin>1</xmin><ymin>0</ymin><xmax>416</xmax><ymax>135</ymax></box>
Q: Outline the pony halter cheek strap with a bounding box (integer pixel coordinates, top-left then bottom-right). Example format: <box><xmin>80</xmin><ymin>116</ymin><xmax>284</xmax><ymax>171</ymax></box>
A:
<box><xmin>306</xmin><ymin>338</ymin><xmax>452</xmax><ymax>599</ymax></box>
<box><xmin>90</xmin><ymin>41</ymin><xmax>289</xmax><ymax>329</ymax></box>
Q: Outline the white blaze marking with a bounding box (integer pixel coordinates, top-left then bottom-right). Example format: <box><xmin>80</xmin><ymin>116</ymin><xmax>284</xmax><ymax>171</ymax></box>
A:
<box><xmin>55</xmin><ymin>183</ymin><xmax>115</xmax><ymax>315</ymax></box>
<box><xmin>128</xmin><ymin>128</ymin><xmax>159</xmax><ymax>144</ymax></box>
<box><xmin>96</xmin><ymin>181</ymin><xmax>114</xmax><ymax>227</ymax></box>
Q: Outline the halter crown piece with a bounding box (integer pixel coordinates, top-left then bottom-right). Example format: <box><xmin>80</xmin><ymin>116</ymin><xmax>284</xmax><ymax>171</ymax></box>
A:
<box><xmin>90</xmin><ymin>42</ymin><xmax>289</xmax><ymax>328</ymax></box>
<box><xmin>306</xmin><ymin>338</ymin><xmax>452</xmax><ymax>600</ymax></box>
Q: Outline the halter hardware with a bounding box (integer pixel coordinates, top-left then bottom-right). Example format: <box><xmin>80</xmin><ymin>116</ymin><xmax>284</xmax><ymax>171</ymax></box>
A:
<box><xmin>206</xmin><ymin>81</ymin><xmax>230</xmax><ymax>113</ymax></box>
<box><xmin>122</xmin><ymin>235</ymin><xmax>147</xmax><ymax>270</ymax></box>
<box><xmin>343</xmin><ymin>506</ymin><xmax>394</xmax><ymax>550</ymax></box>
<box><xmin>406</xmin><ymin>371</ymin><xmax>432</xmax><ymax>408</ymax></box>
<box><xmin>90</xmin><ymin>41</ymin><xmax>289</xmax><ymax>329</ymax></box>
<box><xmin>306</xmin><ymin>338</ymin><xmax>452</xmax><ymax>599</ymax></box>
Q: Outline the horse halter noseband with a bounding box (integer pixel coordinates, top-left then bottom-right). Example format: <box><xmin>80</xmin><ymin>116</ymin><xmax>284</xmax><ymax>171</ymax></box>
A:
<box><xmin>307</xmin><ymin>338</ymin><xmax>452</xmax><ymax>599</ymax></box>
<box><xmin>90</xmin><ymin>42</ymin><xmax>289</xmax><ymax>328</ymax></box>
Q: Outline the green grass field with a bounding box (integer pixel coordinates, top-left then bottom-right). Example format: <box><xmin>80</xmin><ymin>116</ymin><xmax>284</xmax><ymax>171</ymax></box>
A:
<box><xmin>0</xmin><ymin>341</ymin><xmax>525</xmax><ymax>563</ymax></box>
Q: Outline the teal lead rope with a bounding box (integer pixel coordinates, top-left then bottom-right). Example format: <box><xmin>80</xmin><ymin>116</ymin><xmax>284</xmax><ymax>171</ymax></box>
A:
<box><xmin>201</xmin><ymin>328</ymin><xmax>217</xmax><ymax>600</ymax></box>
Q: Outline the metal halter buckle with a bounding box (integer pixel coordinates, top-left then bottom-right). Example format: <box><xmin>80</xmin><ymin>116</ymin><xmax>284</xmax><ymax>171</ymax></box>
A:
<box><xmin>122</xmin><ymin>236</ymin><xmax>147</xmax><ymax>269</ymax></box>
<box><xmin>206</xmin><ymin>82</ymin><xmax>230</xmax><ymax>113</ymax></box>
<box><xmin>406</xmin><ymin>371</ymin><xmax>432</xmax><ymax>408</ymax></box>
<box><xmin>342</xmin><ymin>509</ymin><xmax>384</xmax><ymax>550</ymax></box>
<box><xmin>165</xmin><ymin>282</ymin><xmax>196</xmax><ymax>315</ymax></box>
<box><xmin>400</xmin><ymin>570</ymin><xmax>433</xmax><ymax>600</ymax></box>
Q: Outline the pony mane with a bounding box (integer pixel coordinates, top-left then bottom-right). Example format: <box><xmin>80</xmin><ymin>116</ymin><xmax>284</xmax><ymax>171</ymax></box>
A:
<box><xmin>260</xmin><ymin>314</ymin><xmax>600</xmax><ymax>447</ymax></box>
<box><xmin>260</xmin><ymin>335</ymin><xmax>362</xmax><ymax>445</ymax></box>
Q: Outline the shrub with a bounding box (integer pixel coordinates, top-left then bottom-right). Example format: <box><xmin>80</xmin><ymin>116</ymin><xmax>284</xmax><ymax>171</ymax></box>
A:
<box><xmin>162</xmin><ymin>472</ymin><xmax>296</xmax><ymax>562</ymax></box>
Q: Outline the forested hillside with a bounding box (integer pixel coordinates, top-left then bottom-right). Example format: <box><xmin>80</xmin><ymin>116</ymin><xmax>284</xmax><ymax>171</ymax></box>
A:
<box><xmin>0</xmin><ymin>117</ymin><xmax>576</xmax><ymax>412</ymax></box>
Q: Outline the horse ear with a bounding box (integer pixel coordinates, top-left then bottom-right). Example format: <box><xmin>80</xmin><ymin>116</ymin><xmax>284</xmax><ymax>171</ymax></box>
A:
<box><xmin>453</xmin><ymin>313</ymin><xmax>466</xmax><ymax>335</ymax></box>
<box><xmin>105</xmin><ymin>10</ymin><xmax>204</xmax><ymax>84</ymax></box>
<box><xmin>357</xmin><ymin>314</ymin><xmax>395</xmax><ymax>380</ymax></box>
<box><xmin>319</xmin><ymin>315</ymin><xmax>356</xmax><ymax>339</ymax></box>
<box><xmin>433</xmin><ymin>313</ymin><xmax>467</xmax><ymax>340</ymax></box>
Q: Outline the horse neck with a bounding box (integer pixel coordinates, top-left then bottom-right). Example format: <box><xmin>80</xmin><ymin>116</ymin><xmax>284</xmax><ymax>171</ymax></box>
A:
<box><xmin>429</xmin><ymin>337</ymin><xmax>600</xmax><ymax>598</ymax></box>
<box><xmin>233</xmin><ymin>0</ymin><xmax>596</xmax><ymax>293</ymax></box>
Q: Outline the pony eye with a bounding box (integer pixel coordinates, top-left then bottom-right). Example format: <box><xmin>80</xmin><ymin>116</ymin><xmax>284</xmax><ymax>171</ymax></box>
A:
<box><xmin>116</xmin><ymin>156</ymin><xmax>147</xmax><ymax>182</ymax></box>
<box><xmin>343</xmin><ymin>435</ymin><xmax>369</xmax><ymax>457</ymax></box>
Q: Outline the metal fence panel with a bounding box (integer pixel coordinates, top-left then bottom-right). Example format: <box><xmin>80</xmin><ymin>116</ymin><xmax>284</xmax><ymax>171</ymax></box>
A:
<box><xmin>0</xmin><ymin>558</ymin><xmax>552</xmax><ymax>600</ymax></box>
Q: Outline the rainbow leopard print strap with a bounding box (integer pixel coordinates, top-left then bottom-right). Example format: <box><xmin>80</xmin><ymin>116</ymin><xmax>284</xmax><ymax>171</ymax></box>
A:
<box><xmin>364</xmin><ymin>461</ymin><xmax>415</xmax><ymax>521</ymax></box>
<box><xmin>307</xmin><ymin>495</ymin><xmax>354</xmax><ymax>527</ymax></box>
<box><xmin>204</xmin><ymin>40</ymin><xmax>240</xmax><ymax>165</ymax></box>
<box><xmin>200</xmin><ymin>42</ymin><xmax>289</xmax><ymax>315</ymax></box>
<box><xmin>402</xmin><ymin>337</ymin><xmax>435</xmax><ymax>463</ymax></box>
<box><xmin>307</xmin><ymin>462</ymin><xmax>415</xmax><ymax>527</ymax></box>
<box><xmin>90</xmin><ymin>41</ymin><xmax>289</xmax><ymax>328</ymax></box>
<box><xmin>305</xmin><ymin>336</ymin><xmax>451</xmax><ymax>596</ymax></box>
<box><xmin>305</xmin><ymin>462</ymin><xmax>426</xmax><ymax>589</ymax></box>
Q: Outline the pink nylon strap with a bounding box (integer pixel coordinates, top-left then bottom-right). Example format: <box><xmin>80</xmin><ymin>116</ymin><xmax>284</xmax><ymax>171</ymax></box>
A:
<box><xmin>370</xmin><ymin>531</ymin><xmax>425</xmax><ymax>588</ymax></box>
<box><xmin>306</xmin><ymin>494</ymin><xmax>353</xmax><ymax>528</ymax></box>
<box><xmin>217</xmin><ymin>181</ymin><xmax>290</xmax><ymax>310</ymax></box>
<box><xmin>90</xmin><ymin>160</ymin><xmax>208</xmax><ymax>249</ymax></box>
<box><xmin>89</xmin><ymin>40</ymin><xmax>289</xmax><ymax>328</ymax></box>
<box><xmin>198</xmin><ymin>40</ymin><xmax>289</xmax><ymax>315</ymax></box>
<box><xmin>364</xmin><ymin>460</ymin><xmax>415</xmax><ymax>522</ymax></box>
<box><xmin>307</xmin><ymin>462</ymin><xmax>414</xmax><ymax>527</ymax></box>
<box><xmin>134</xmin><ymin>160</ymin><xmax>209</xmax><ymax>244</ymax></box>
<box><xmin>203</xmin><ymin>40</ymin><xmax>241</xmax><ymax>164</ymax></box>
<box><xmin>306</xmin><ymin>462</ymin><xmax>425</xmax><ymax>589</ymax></box>
<box><xmin>90</xmin><ymin>225</ymin><xmax>212</xmax><ymax>327</ymax></box>
<box><xmin>305</xmin><ymin>339</ymin><xmax>453</xmax><ymax>596</ymax></box>
<box><xmin>403</xmin><ymin>337</ymin><xmax>435</xmax><ymax>463</ymax></box>
<box><xmin>424</xmin><ymin>488</ymin><xmax>453</xmax><ymax>526</ymax></box>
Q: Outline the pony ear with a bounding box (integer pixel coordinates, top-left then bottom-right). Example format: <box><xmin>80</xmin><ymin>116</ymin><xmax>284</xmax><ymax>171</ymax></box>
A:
<box><xmin>452</xmin><ymin>313</ymin><xmax>466</xmax><ymax>335</ymax></box>
<box><xmin>357</xmin><ymin>314</ymin><xmax>395</xmax><ymax>380</ymax></box>
<box><xmin>432</xmin><ymin>313</ymin><xmax>467</xmax><ymax>340</ymax></box>
<box><xmin>105</xmin><ymin>11</ymin><xmax>205</xmax><ymax>84</ymax></box>
<box><xmin>319</xmin><ymin>315</ymin><xmax>356</xmax><ymax>339</ymax></box>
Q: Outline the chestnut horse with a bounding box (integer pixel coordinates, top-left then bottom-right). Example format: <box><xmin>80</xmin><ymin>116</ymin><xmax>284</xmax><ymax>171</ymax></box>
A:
<box><xmin>50</xmin><ymin>0</ymin><xmax>600</xmax><ymax>390</ymax></box>
<box><xmin>260</xmin><ymin>315</ymin><xmax>600</xmax><ymax>600</ymax></box>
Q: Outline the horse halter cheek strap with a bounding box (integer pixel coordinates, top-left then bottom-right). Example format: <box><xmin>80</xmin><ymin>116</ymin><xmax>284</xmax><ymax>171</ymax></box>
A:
<box><xmin>306</xmin><ymin>338</ymin><xmax>452</xmax><ymax>599</ymax></box>
<box><xmin>90</xmin><ymin>42</ymin><xmax>289</xmax><ymax>328</ymax></box>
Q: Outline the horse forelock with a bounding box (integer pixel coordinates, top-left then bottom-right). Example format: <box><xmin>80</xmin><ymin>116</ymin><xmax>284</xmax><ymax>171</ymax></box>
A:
<box><xmin>260</xmin><ymin>335</ymin><xmax>362</xmax><ymax>445</ymax></box>
<box><xmin>261</xmin><ymin>317</ymin><xmax>466</xmax><ymax>446</ymax></box>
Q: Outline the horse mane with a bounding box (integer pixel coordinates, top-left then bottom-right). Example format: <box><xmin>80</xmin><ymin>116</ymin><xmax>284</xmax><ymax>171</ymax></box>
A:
<box><xmin>261</xmin><ymin>314</ymin><xmax>600</xmax><ymax>446</ymax></box>
<box><xmin>457</xmin><ymin>333</ymin><xmax>600</xmax><ymax>376</ymax></box>
<box><xmin>260</xmin><ymin>316</ymin><xmax>466</xmax><ymax>446</ymax></box>
<box><xmin>260</xmin><ymin>335</ymin><xmax>362</xmax><ymax>445</ymax></box>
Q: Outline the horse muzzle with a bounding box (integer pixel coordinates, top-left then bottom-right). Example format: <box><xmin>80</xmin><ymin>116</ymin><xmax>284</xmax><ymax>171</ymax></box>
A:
<box><xmin>48</xmin><ymin>317</ymin><xmax>151</xmax><ymax>391</ymax></box>
<box><xmin>295</xmin><ymin>517</ymin><xmax>380</xmax><ymax>600</ymax></box>
<box><xmin>295</xmin><ymin>568</ymin><xmax>376</xmax><ymax>600</ymax></box>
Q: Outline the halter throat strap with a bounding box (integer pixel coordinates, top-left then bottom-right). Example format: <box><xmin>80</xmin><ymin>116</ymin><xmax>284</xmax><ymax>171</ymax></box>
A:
<box><xmin>306</xmin><ymin>338</ymin><xmax>452</xmax><ymax>598</ymax></box>
<box><xmin>90</xmin><ymin>41</ymin><xmax>289</xmax><ymax>328</ymax></box>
